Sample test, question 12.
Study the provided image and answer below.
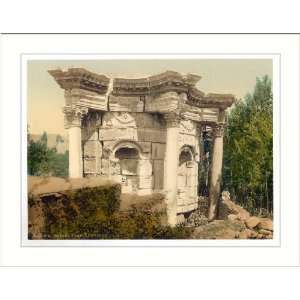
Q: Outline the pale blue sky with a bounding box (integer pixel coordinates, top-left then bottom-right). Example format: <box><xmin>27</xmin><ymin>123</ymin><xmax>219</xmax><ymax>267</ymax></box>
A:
<box><xmin>28</xmin><ymin>59</ymin><xmax>272</xmax><ymax>134</ymax></box>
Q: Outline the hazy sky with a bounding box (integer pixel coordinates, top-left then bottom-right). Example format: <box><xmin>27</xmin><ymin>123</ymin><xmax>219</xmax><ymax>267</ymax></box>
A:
<box><xmin>27</xmin><ymin>59</ymin><xmax>272</xmax><ymax>135</ymax></box>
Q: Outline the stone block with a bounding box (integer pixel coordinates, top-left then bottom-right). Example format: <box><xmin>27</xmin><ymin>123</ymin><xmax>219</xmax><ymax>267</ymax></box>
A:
<box><xmin>245</xmin><ymin>216</ymin><xmax>261</xmax><ymax>229</ymax></box>
<box><xmin>138</xmin><ymin>175</ymin><xmax>153</xmax><ymax>189</ymax></box>
<box><xmin>138</xmin><ymin>142</ymin><xmax>151</xmax><ymax>153</ymax></box>
<box><xmin>83</xmin><ymin>140</ymin><xmax>100</xmax><ymax>157</ymax></box>
<box><xmin>257</xmin><ymin>218</ymin><xmax>273</xmax><ymax>231</ymax></box>
<box><xmin>177</xmin><ymin>175</ymin><xmax>186</xmax><ymax>188</ymax></box>
<box><xmin>178</xmin><ymin>133</ymin><xmax>196</xmax><ymax>148</ymax></box>
<box><xmin>137</xmin><ymin>159</ymin><xmax>152</xmax><ymax>176</ymax></box>
<box><xmin>99</xmin><ymin>128</ymin><xmax>138</xmax><ymax>141</ymax></box>
<box><xmin>135</xmin><ymin>113</ymin><xmax>155</xmax><ymax>128</ymax></box>
<box><xmin>109</xmin><ymin>95</ymin><xmax>144</xmax><ymax>112</ymax></box>
<box><xmin>83</xmin><ymin>158</ymin><xmax>96</xmax><ymax>173</ymax></box>
<box><xmin>145</xmin><ymin>92</ymin><xmax>180</xmax><ymax>113</ymax></box>
<box><xmin>137</xmin><ymin>128</ymin><xmax>166</xmax><ymax>143</ymax></box>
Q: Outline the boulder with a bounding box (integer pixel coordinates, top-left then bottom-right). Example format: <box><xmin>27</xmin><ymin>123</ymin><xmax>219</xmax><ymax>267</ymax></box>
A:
<box><xmin>249</xmin><ymin>230</ymin><xmax>258</xmax><ymax>239</ymax></box>
<box><xmin>238</xmin><ymin>229</ymin><xmax>256</xmax><ymax>239</ymax></box>
<box><xmin>258</xmin><ymin>229</ymin><xmax>272</xmax><ymax>236</ymax></box>
<box><xmin>228</xmin><ymin>214</ymin><xmax>238</xmax><ymax>221</ymax></box>
<box><xmin>245</xmin><ymin>216</ymin><xmax>261</xmax><ymax>229</ymax></box>
<box><xmin>257</xmin><ymin>218</ymin><xmax>273</xmax><ymax>231</ymax></box>
<box><xmin>218</xmin><ymin>191</ymin><xmax>250</xmax><ymax>221</ymax></box>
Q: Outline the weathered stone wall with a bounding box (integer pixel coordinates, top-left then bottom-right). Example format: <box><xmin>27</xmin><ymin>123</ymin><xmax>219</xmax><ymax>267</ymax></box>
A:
<box><xmin>82</xmin><ymin>111</ymin><xmax>167</xmax><ymax>195</ymax></box>
<box><xmin>81</xmin><ymin>109</ymin><xmax>202</xmax><ymax>216</ymax></box>
<box><xmin>176</xmin><ymin>120</ymin><xmax>200</xmax><ymax>213</ymax></box>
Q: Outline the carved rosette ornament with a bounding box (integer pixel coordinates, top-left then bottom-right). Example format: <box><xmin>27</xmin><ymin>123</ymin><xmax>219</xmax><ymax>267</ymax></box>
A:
<box><xmin>63</xmin><ymin>106</ymin><xmax>88</xmax><ymax>129</ymax></box>
<box><xmin>212</xmin><ymin>123</ymin><xmax>225</xmax><ymax>138</ymax></box>
<box><xmin>164</xmin><ymin>113</ymin><xmax>181</xmax><ymax>128</ymax></box>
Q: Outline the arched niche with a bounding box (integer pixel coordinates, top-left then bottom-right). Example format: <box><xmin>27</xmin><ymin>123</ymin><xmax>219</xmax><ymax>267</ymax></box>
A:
<box><xmin>115</xmin><ymin>147</ymin><xmax>139</xmax><ymax>176</ymax></box>
<box><xmin>111</xmin><ymin>141</ymin><xmax>144</xmax><ymax>193</ymax></box>
<box><xmin>177</xmin><ymin>145</ymin><xmax>198</xmax><ymax>212</ymax></box>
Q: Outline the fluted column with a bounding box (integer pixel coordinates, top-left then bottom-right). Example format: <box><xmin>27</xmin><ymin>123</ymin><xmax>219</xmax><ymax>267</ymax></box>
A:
<box><xmin>164</xmin><ymin>113</ymin><xmax>181</xmax><ymax>226</ymax></box>
<box><xmin>208</xmin><ymin>122</ymin><xmax>225</xmax><ymax>220</ymax></box>
<box><xmin>64</xmin><ymin>106</ymin><xmax>87</xmax><ymax>178</ymax></box>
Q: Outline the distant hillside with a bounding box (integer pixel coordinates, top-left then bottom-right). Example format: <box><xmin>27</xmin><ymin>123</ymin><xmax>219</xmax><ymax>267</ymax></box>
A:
<box><xmin>29</xmin><ymin>134</ymin><xmax>68</xmax><ymax>154</ymax></box>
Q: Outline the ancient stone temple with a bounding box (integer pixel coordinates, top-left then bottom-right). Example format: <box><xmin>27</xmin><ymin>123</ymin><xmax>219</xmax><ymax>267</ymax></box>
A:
<box><xmin>49</xmin><ymin>68</ymin><xmax>234</xmax><ymax>225</ymax></box>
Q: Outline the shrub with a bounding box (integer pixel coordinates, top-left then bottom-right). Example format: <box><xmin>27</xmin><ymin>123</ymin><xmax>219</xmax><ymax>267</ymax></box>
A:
<box><xmin>31</xmin><ymin>187</ymin><xmax>191</xmax><ymax>240</ymax></box>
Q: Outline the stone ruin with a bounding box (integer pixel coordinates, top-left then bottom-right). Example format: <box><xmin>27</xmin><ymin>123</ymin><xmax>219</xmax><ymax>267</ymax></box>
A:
<box><xmin>49</xmin><ymin>68</ymin><xmax>234</xmax><ymax>225</ymax></box>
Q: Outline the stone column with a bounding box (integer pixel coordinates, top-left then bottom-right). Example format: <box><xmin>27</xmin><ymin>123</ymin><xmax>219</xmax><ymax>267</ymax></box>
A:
<box><xmin>208</xmin><ymin>122</ymin><xmax>225</xmax><ymax>220</ymax></box>
<box><xmin>164</xmin><ymin>113</ymin><xmax>181</xmax><ymax>226</ymax></box>
<box><xmin>64</xmin><ymin>106</ymin><xmax>87</xmax><ymax>178</ymax></box>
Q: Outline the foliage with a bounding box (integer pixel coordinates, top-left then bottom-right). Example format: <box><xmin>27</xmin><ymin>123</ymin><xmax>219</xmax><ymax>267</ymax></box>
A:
<box><xmin>30</xmin><ymin>186</ymin><xmax>191</xmax><ymax>240</ymax></box>
<box><xmin>48</xmin><ymin>151</ymin><xmax>69</xmax><ymax>177</ymax></box>
<box><xmin>222</xmin><ymin>76</ymin><xmax>273</xmax><ymax>215</ymax></box>
<box><xmin>27</xmin><ymin>131</ymin><xmax>69</xmax><ymax>177</ymax></box>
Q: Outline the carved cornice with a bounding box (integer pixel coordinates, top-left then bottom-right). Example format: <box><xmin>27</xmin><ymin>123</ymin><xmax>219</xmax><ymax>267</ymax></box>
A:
<box><xmin>111</xmin><ymin>71</ymin><xmax>202</xmax><ymax>96</ymax></box>
<box><xmin>112</xmin><ymin>78</ymin><xmax>149</xmax><ymax>96</ymax></box>
<box><xmin>187</xmin><ymin>89</ymin><xmax>235</xmax><ymax>109</ymax></box>
<box><xmin>49</xmin><ymin>68</ymin><xmax>235</xmax><ymax>116</ymax></box>
<box><xmin>48</xmin><ymin>68</ymin><xmax>110</xmax><ymax>94</ymax></box>
<box><xmin>63</xmin><ymin>106</ymin><xmax>88</xmax><ymax>129</ymax></box>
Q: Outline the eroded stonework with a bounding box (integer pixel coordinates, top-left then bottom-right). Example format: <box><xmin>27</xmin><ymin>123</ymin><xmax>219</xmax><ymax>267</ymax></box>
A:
<box><xmin>49</xmin><ymin>68</ymin><xmax>234</xmax><ymax>225</ymax></box>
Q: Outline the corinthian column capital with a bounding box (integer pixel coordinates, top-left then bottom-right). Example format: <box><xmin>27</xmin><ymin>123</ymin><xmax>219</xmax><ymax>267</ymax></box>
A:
<box><xmin>212</xmin><ymin>123</ymin><xmax>225</xmax><ymax>138</ymax></box>
<box><xmin>63</xmin><ymin>106</ymin><xmax>88</xmax><ymax>129</ymax></box>
<box><xmin>164</xmin><ymin>113</ymin><xmax>181</xmax><ymax>127</ymax></box>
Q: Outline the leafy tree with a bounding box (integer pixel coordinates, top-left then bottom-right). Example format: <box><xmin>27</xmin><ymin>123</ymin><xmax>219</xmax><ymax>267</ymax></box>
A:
<box><xmin>28</xmin><ymin>130</ymin><xmax>69</xmax><ymax>177</ymax></box>
<box><xmin>222</xmin><ymin>75</ymin><xmax>273</xmax><ymax>215</ymax></box>
<box><xmin>55</xmin><ymin>134</ymin><xmax>64</xmax><ymax>147</ymax></box>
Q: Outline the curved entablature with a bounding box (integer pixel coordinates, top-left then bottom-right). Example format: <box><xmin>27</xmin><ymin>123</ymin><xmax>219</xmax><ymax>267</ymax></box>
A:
<box><xmin>48</xmin><ymin>68</ymin><xmax>110</xmax><ymax>94</ymax></box>
<box><xmin>112</xmin><ymin>77</ymin><xmax>149</xmax><ymax>96</ymax></box>
<box><xmin>110</xmin><ymin>71</ymin><xmax>202</xmax><ymax>96</ymax></box>
<box><xmin>49</xmin><ymin>67</ymin><xmax>235</xmax><ymax>112</ymax></box>
<box><xmin>187</xmin><ymin>88</ymin><xmax>235</xmax><ymax>109</ymax></box>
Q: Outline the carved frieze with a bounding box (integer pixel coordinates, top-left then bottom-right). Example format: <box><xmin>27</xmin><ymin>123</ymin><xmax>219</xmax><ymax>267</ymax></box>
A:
<box><xmin>102</xmin><ymin>112</ymin><xmax>137</xmax><ymax>128</ymax></box>
<box><xmin>180</xmin><ymin>120</ymin><xmax>196</xmax><ymax>134</ymax></box>
<box><xmin>111</xmin><ymin>112</ymin><xmax>136</xmax><ymax>126</ymax></box>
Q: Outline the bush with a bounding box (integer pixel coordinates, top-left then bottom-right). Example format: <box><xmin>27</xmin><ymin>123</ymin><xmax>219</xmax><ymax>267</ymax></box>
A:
<box><xmin>30</xmin><ymin>187</ymin><xmax>191</xmax><ymax>240</ymax></box>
